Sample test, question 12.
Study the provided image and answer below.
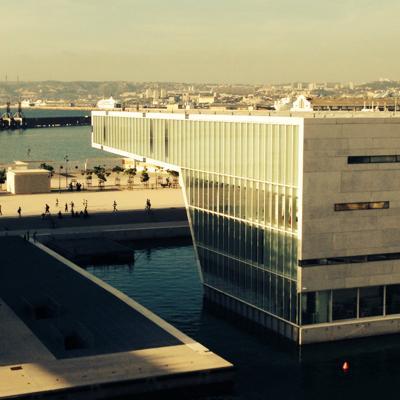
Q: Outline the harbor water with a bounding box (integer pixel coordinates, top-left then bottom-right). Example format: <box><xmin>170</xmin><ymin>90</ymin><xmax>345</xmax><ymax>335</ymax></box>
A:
<box><xmin>0</xmin><ymin>109</ymin><xmax>113</xmax><ymax>163</ymax></box>
<box><xmin>87</xmin><ymin>240</ymin><xmax>400</xmax><ymax>400</ymax></box>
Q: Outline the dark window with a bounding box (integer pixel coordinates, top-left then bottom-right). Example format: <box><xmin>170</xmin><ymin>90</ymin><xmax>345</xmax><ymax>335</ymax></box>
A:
<box><xmin>332</xmin><ymin>288</ymin><xmax>357</xmax><ymax>320</ymax></box>
<box><xmin>334</xmin><ymin>201</ymin><xmax>389</xmax><ymax>211</ymax></box>
<box><xmin>386</xmin><ymin>284</ymin><xmax>400</xmax><ymax>315</ymax></box>
<box><xmin>348</xmin><ymin>155</ymin><xmax>398</xmax><ymax>164</ymax></box>
<box><xmin>300</xmin><ymin>251</ymin><xmax>400</xmax><ymax>267</ymax></box>
<box><xmin>165</xmin><ymin>122</ymin><xmax>169</xmax><ymax>159</ymax></box>
<box><xmin>149</xmin><ymin>120</ymin><xmax>154</xmax><ymax>154</ymax></box>
<box><xmin>301</xmin><ymin>291</ymin><xmax>330</xmax><ymax>324</ymax></box>
<box><xmin>359</xmin><ymin>286</ymin><xmax>383</xmax><ymax>317</ymax></box>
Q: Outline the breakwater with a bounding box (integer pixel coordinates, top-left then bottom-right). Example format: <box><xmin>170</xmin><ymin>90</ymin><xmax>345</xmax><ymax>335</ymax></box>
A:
<box><xmin>0</xmin><ymin>115</ymin><xmax>91</xmax><ymax>130</ymax></box>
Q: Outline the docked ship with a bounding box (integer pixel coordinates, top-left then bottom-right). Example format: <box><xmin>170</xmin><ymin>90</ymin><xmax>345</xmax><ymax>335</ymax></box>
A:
<box><xmin>96</xmin><ymin>96</ymin><xmax>122</xmax><ymax>110</ymax></box>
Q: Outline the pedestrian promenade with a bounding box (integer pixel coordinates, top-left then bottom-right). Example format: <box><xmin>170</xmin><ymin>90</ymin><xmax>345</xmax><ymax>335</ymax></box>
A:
<box><xmin>0</xmin><ymin>187</ymin><xmax>184</xmax><ymax>217</ymax></box>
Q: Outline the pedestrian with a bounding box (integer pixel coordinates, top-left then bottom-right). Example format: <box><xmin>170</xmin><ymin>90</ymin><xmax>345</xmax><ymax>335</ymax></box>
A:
<box><xmin>58</xmin><ymin>211</ymin><xmax>62</xmax><ymax>219</ymax></box>
<box><xmin>45</xmin><ymin>204</ymin><xmax>50</xmax><ymax>214</ymax></box>
<box><xmin>113</xmin><ymin>200</ymin><xmax>117</xmax><ymax>212</ymax></box>
<box><xmin>146</xmin><ymin>198</ymin><xmax>151</xmax><ymax>211</ymax></box>
<box><xmin>17</xmin><ymin>207</ymin><xmax>21</xmax><ymax>217</ymax></box>
<box><xmin>56</xmin><ymin>198</ymin><xmax>59</xmax><ymax>207</ymax></box>
<box><xmin>70</xmin><ymin>201</ymin><xmax>74</xmax><ymax>212</ymax></box>
<box><xmin>65</xmin><ymin>203</ymin><xmax>68</xmax><ymax>212</ymax></box>
<box><xmin>0</xmin><ymin>204</ymin><xmax>2</xmax><ymax>216</ymax></box>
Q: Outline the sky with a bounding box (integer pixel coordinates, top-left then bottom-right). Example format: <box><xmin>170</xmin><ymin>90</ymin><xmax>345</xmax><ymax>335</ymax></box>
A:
<box><xmin>2</xmin><ymin>0</ymin><xmax>400</xmax><ymax>83</ymax></box>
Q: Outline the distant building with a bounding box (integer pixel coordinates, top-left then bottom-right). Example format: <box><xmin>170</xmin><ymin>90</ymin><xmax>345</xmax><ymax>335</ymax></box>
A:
<box><xmin>290</xmin><ymin>95</ymin><xmax>312</xmax><ymax>112</ymax></box>
<box><xmin>273</xmin><ymin>97</ymin><xmax>292</xmax><ymax>111</ymax></box>
<box><xmin>196</xmin><ymin>95</ymin><xmax>215</xmax><ymax>105</ymax></box>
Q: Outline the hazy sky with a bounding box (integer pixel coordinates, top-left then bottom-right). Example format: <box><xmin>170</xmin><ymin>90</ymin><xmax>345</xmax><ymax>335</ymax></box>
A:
<box><xmin>2</xmin><ymin>0</ymin><xmax>399</xmax><ymax>83</ymax></box>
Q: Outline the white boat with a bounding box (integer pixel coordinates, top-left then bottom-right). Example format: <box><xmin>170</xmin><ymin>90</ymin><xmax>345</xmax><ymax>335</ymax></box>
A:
<box><xmin>97</xmin><ymin>96</ymin><xmax>122</xmax><ymax>110</ymax></box>
<box><xmin>21</xmin><ymin>99</ymin><xmax>33</xmax><ymax>108</ymax></box>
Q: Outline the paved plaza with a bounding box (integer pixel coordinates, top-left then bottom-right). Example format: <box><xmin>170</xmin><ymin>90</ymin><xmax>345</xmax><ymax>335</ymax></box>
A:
<box><xmin>0</xmin><ymin>187</ymin><xmax>184</xmax><ymax>217</ymax></box>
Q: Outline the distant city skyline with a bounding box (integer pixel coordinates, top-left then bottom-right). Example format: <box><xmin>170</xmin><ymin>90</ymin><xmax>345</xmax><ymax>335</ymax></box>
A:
<box><xmin>2</xmin><ymin>0</ymin><xmax>399</xmax><ymax>83</ymax></box>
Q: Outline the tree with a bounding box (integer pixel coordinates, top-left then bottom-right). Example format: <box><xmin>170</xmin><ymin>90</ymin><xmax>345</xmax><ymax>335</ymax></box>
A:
<box><xmin>140</xmin><ymin>167</ymin><xmax>150</xmax><ymax>184</ymax></box>
<box><xmin>93</xmin><ymin>165</ymin><xmax>110</xmax><ymax>186</ymax></box>
<box><xmin>167</xmin><ymin>169</ymin><xmax>179</xmax><ymax>178</ymax></box>
<box><xmin>0</xmin><ymin>169</ymin><xmax>6</xmax><ymax>184</ymax></box>
<box><xmin>124</xmin><ymin>167</ymin><xmax>137</xmax><ymax>184</ymax></box>
<box><xmin>40</xmin><ymin>163</ymin><xmax>55</xmax><ymax>177</ymax></box>
<box><xmin>167</xmin><ymin>169</ymin><xmax>179</xmax><ymax>187</ymax></box>
<box><xmin>112</xmin><ymin>165</ymin><xmax>125</xmax><ymax>186</ymax></box>
<box><xmin>112</xmin><ymin>165</ymin><xmax>124</xmax><ymax>174</ymax></box>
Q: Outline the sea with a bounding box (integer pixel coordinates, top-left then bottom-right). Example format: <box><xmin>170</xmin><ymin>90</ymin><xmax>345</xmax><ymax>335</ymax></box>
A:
<box><xmin>3</xmin><ymin>109</ymin><xmax>400</xmax><ymax>399</ymax></box>
<box><xmin>0</xmin><ymin>109</ymin><xmax>113</xmax><ymax>163</ymax></box>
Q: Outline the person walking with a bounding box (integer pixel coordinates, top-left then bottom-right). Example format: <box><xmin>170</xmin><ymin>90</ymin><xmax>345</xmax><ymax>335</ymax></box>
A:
<box><xmin>56</xmin><ymin>198</ymin><xmax>59</xmax><ymax>207</ymax></box>
<box><xmin>70</xmin><ymin>201</ymin><xmax>74</xmax><ymax>212</ymax></box>
<box><xmin>146</xmin><ymin>198</ymin><xmax>151</xmax><ymax>212</ymax></box>
<box><xmin>113</xmin><ymin>201</ymin><xmax>117</xmax><ymax>212</ymax></box>
<box><xmin>65</xmin><ymin>203</ymin><xmax>68</xmax><ymax>212</ymax></box>
<box><xmin>0</xmin><ymin>204</ymin><xmax>2</xmax><ymax>216</ymax></box>
<box><xmin>17</xmin><ymin>207</ymin><xmax>21</xmax><ymax>217</ymax></box>
<box><xmin>45</xmin><ymin>204</ymin><xmax>50</xmax><ymax>214</ymax></box>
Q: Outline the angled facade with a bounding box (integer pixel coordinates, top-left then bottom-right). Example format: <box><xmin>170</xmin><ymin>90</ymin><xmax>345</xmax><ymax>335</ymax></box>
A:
<box><xmin>92</xmin><ymin>110</ymin><xmax>400</xmax><ymax>344</ymax></box>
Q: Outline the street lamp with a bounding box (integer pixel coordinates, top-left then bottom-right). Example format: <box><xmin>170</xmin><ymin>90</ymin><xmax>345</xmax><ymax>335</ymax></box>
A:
<box><xmin>64</xmin><ymin>155</ymin><xmax>69</xmax><ymax>188</ymax></box>
<box><xmin>58</xmin><ymin>165</ymin><xmax>63</xmax><ymax>192</ymax></box>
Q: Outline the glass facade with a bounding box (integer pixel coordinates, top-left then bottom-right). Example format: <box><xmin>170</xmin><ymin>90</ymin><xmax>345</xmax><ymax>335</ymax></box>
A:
<box><xmin>92</xmin><ymin>113</ymin><xmax>301</xmax><ymax>326</ymax></box>
<box><xmin>300</xmin><ymin>284</ymin><xmax>400</xmax><ymax>324</ymax></box>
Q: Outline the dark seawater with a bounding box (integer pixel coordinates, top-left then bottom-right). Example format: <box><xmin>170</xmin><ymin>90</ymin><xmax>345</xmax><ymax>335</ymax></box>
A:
<box><xmin>86</xmin><ymin>242</ymin><xmax>400</xmax><ymax>400</ymax></box>
<box><xmin>0</xmin><ymin>109</ymin><xmax>113</xmax><ymax>163</ymax></box>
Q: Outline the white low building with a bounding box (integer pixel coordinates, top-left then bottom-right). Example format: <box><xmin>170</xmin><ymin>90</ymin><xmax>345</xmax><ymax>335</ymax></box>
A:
<box><xmin>6</xmin><ymin>168</ymin><xmax>51</xmax><ymax>194</ymax></box>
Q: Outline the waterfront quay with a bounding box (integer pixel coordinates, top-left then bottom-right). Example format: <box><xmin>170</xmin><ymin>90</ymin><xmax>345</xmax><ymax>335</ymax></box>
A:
<box><xmin>0</xmin><ymin>236</ymin><xmax>233</xmax><ymax>399</ymax></box>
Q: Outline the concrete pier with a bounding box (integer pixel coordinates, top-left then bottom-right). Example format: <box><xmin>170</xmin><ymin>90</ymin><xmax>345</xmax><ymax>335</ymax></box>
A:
<box><xmin>0</xmin><ymin>237</ymin><xmax>233</xmax><ymax>399</ymax></box>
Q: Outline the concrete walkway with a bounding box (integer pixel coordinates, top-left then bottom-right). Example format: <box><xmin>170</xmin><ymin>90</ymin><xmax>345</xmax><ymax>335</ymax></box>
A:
<box><xmin>0</xmin><ymin>187</ymin><xmax>184</xmax><ymax>217</ymax></box>
<box><xmin>0</xmin><ymin>206</ymin><xmax>188</xmax><ymax>235</ymax></box>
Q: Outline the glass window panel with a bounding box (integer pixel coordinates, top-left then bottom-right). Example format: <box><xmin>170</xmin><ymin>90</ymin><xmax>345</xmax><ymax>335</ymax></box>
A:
<box><xmin>301</xmin><ymin>291</ymin><xmax>331</xmax><ymax>324</ymax></box>
<box><xmin>332</xmin><ymin>288</ymin><xmax>357</xmax><ymax>320</ymax></box>
<box><xmin>386</xmin><ymin>284</ymin><xmax>400</xmax><ymax>315</ymax></box>
<box><xmin>359</xmin><ymin>286</ymin><xmax>383</xmax><ymax>318</ymax></box>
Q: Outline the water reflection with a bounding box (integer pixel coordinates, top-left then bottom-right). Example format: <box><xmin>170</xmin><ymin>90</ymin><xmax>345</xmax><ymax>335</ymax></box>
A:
<box><xmin>86</xmin><ymin>241</ymin><xmax>400</xmax><ymax>400</ymax></box>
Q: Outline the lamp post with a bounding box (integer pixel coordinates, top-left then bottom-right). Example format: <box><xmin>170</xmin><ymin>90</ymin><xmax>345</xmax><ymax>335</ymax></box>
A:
<box><xmin>64</xmin><ymin>155</ymin><xmax>69</xmax><ymax>188</ymax></box>
<box><xmin>58</xmin><ymin>165</ymin><xmax>63</xmax><ymax>192</ymax></box>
